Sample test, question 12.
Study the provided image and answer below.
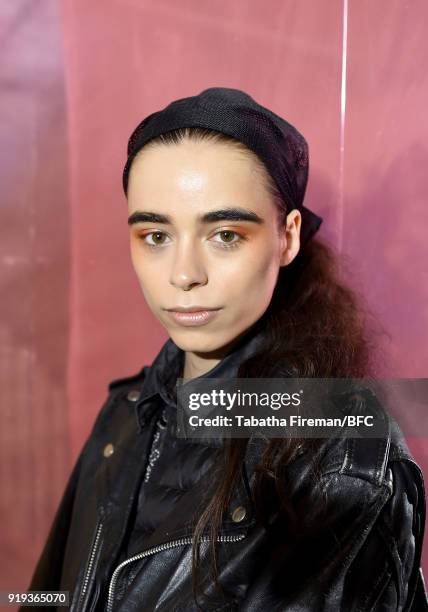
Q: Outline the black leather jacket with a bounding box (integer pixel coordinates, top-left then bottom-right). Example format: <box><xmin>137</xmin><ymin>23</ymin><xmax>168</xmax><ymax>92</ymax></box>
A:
<box><xmin>24</xmin><ymin>328</ymin><xmax>428</xmax><ymax>611</ymax></box>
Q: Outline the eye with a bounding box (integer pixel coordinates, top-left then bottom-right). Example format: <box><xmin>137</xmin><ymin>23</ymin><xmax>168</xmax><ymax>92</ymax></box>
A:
<box><xmin>211</xmin><ymin>230</ymin><xmax>244</xmax><ymax>249</ymax></box>
<box><xmin>139</xmin><ymin>231</ymin><xmax>171</xmax><ymax>247</ymax></box>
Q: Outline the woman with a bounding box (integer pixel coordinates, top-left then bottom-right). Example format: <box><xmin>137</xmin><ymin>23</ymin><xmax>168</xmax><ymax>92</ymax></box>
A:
<box><xmin>25</xmin><ymin>88</ymin><xmax>427</xmax><ymax>611</ymax></box>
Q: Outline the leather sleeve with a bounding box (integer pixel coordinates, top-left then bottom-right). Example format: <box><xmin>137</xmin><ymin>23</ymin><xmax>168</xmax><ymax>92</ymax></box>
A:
<box><xmin>22</xmin><ymin>388</ymin><xmax>119</xmax><ymax>596</ymax></box>
<box><xmin>25</xmin><ymin>451</ymin><xmax>85</xmax><ymax>592</ymax></box>
<box><xmin>342</xmin><ymin>459</ymin><xmax>427</xmax><ymax>611</ymax></box>
<box><xmin>238</xmin><ymin>458</ymin><xmax>427</xmax><ymax>612</ymax></box>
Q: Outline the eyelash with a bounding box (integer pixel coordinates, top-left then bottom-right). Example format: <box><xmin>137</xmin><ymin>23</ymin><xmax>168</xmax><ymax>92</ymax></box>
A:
<box><xmin>137</xmin><ymin>230</ymin><xmax>246</xmax><ymax>251</ymax></box>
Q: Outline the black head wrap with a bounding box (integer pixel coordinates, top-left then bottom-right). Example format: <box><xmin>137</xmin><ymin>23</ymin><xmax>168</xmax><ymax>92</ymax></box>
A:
<box><xmin>122</xmin><ymin>87</ymin><xmax>323</xmax><ymax>247</ymax></box>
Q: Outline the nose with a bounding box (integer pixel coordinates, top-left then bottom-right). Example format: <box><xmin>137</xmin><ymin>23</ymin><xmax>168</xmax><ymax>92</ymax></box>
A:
<box><xmin>169</xmin><ymin>239</ymin><xmax>208</xmax><ymax>291</ymax></box>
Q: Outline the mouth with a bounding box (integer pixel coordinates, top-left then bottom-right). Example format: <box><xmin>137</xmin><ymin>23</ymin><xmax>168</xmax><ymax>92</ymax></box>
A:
<box><xmin>164</xmin><ymin>306</ymin><xmax>222</xmax><ymax>327</ymax></box>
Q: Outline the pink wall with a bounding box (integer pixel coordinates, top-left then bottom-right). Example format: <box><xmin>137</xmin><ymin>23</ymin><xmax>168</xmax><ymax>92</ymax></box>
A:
<box><xmin>0</xmin><ymin>0</ymin><xmax>72</xmax><ymax>593</ymax></box>
<box><xmin>2</xmin><ymin>0</ymin><xmax>427</xmax><ymax>594</ymax></box>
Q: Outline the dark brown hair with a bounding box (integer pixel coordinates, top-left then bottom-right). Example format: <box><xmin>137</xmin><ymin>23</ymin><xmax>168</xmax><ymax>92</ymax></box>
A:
<box><xmin>132</xmin><ymin>127</ymin><xmax>386</xmax><ymax>609</ymax></box>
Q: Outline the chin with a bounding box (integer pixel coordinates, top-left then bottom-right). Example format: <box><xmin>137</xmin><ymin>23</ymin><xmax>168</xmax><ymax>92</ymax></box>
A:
<box><xmin>168</xmin><ymin>328</ymin><xmax>231</xmax><ymax>355</ymax></box>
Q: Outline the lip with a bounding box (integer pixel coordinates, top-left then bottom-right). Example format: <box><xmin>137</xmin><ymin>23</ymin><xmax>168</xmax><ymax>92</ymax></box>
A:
<box><xmin>165</xmin><ymin>307</ymin><xmax>222</xmax><ymax>327</ymax></box>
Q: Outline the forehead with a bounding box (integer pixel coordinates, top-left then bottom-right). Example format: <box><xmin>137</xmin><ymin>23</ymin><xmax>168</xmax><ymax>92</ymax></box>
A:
<box><xmin>127</xmin><ymin>140</ymin><xmax>272</xmax><ymax>214</ymax></box>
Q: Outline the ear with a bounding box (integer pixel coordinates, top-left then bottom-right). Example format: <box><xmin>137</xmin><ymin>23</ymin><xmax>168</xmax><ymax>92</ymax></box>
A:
<box><xmin>279</xmin><ymin>210</ymin><xmax>301</xmax><ymax>267</ymax></box>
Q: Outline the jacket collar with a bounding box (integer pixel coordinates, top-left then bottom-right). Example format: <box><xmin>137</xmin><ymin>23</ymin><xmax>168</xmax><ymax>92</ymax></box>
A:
<box><xmin>134</xmin><ymin>319</ymin><xmax>269</xmax><ymax>444</ymax></box>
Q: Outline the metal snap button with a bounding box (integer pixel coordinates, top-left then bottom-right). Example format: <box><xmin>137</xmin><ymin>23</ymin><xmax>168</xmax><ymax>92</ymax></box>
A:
<box><xmin>127</xmin><ymin>389</ymin><xmax>140</xmax><ymax>402</ymax></box>
<box><xmin>231</xmin><ymin>505</ymin><xmax>246</xmax><ymax>523</ymax></box>
<box><xmin>103</xmin><ymin>442</ymin><xmax>114</xmax><ymax>457</ymax></box>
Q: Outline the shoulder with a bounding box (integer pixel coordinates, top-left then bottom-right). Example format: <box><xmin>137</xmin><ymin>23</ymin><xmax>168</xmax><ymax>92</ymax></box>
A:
<box><xmin>70</xmin><ymin>365</ymin><xmax>150</xmax><ymax>487</ymax></box>
<box><xmin>282</xmin><ymin>412</ymin><xmax>426</xmax><ymax>608</ymax></box>
<box><xmin>317</xmin><ymin>410</ymin><xmax>426</xmax><ymax>512</ymax></box>
<box><xmin>315</xmin><ymin>386</ymin><xmax>425</xmax><ymax>491</ymax></box>
<box><xmin>319</xmin><ymin>415</ymin><xmax>426</xmax><ymax>608</ymax></box>
<box><xmin>246</xmin><ymin>414</ymin><xmax>427</xmax><ymax>608</ymax></box>
<box><xmin>279</xmin><ymin>405</ymin><xmax>426</xmax><ymax>546</ymax></box>
<box><xmin>341</xmin><ymin>435</ymin><xmax>426</xmax><ymax>609</ymax></box>
<box><xmin>84</xmin><ymin>365</ymin><xmax>150</xmax><ymax>442</ymax></box>
<box><xmin>107</xmin><ymin>365</ymin><xmax>149</xmax><ymax>394</ymax></box>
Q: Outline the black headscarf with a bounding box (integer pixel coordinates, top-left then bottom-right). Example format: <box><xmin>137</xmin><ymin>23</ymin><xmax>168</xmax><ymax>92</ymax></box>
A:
<box><xmin>122</xmin><ymin>87</ymin><xmax>323</xmax><ymax>247</ymax></box>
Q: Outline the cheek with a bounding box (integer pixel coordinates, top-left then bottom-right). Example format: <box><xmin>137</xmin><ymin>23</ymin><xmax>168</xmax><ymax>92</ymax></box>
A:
<box><xmin>131</xmin><ymin>256</ymin><xmax>162</xmax><ymax>303</ymax></box>
<box><xmin>131</xmin><ymin>242</ymin><xmax>163</xmax><ymax>284</ymax></box>
<box><xmin>217</xmin><ymin>249</ymin><xmax>279</xmax><ymax>304</ymax></box>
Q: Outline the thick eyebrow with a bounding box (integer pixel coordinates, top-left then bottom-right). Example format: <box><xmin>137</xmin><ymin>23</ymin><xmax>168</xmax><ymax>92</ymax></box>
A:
<box><xmin>127</xmin><ymin>207</ymin><xmax>265</xmax><ymax>226</ymax></box>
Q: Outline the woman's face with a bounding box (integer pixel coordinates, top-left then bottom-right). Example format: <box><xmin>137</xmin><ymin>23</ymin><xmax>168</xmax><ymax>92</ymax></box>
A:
<box><xmin>127</xmin><ymin>139</ymin><xmax>301</xmax><ymax>355</ymax></box>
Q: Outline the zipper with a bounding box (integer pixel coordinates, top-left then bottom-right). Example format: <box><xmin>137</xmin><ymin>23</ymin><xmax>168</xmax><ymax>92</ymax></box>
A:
<box><xmin>75</xmin><ymin>410</ymin><xmax>166</xmax><ymax>611</ymax></box>
<box><xmin>106</xmin><ymin>532</ymin><xmax>246</xmax><ymax>612</ymax></box>
<box><xmin>76</xmin><ymin>518</ymin><xmax>104</xmax><ymax>612</ymax></box>
<box><xmin>142</xmin><ymin>408</ymin><xmax>167</xmax><ymax>483</ymax></box>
